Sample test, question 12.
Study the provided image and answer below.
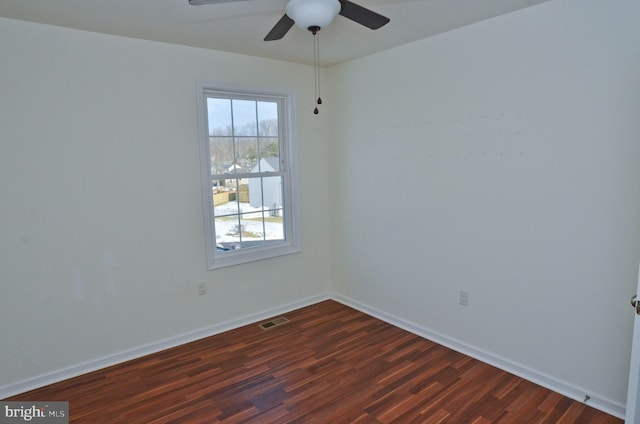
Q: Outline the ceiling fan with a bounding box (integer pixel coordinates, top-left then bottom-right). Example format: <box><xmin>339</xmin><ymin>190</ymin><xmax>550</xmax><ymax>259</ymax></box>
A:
<box><xmin>188</xmin><ymin>0</ymin><xmax>390</xmax><ymax>41</ymax></box>
<box><xmin>189</xmin><ymin>0</ymin><xmax>389</xmax><ymax>114</ymax></box>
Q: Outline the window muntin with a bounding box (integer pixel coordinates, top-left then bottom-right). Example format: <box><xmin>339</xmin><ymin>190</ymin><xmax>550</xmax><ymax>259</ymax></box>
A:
<box><xmin>197</xmin><ymin>83</ymin><xmax>299</xmax><ymax>269</ymax></box>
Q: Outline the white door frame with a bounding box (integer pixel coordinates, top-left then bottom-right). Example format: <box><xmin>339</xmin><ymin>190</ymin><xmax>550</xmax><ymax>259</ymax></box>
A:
<box><xmin>625</xmin><ymin>263</ymin><xmax>640</xmax><ymax>423</ymax></box>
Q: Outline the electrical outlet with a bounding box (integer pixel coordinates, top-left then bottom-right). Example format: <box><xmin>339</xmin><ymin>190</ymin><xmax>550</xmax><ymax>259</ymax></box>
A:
<box><xmin>197</xmin><ymin>281</ymin><xmax>207</xmax><ymax>296</ymax></box>
<box><xmin>459</xmin><ymin>289</ymin><xmax>469</xmax><ymax>306</ymax></box>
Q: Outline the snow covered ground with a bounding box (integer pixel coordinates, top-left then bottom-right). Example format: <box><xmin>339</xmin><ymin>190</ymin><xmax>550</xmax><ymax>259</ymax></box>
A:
<box><xmin>214</xmin><ymin>201</ymin><xmax>284</xmax><ymax>244</ymax></box>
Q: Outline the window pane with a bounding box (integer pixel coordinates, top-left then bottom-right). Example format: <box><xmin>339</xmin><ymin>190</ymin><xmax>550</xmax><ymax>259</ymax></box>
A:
<box><xmin>207</xmin><ymin>98</ymin><xmax>232</xmax><ymax>136</ymax></box>
<box><xmin>241</xmin><ymin>211</ymin><xmax>284</xmax><ymax>244</ymax></box>
<box><xmin>240</xmin><ymin>211</ymin><xmax>266</xmax><ymax>242</ymax></box>
<box><xmin>214</xmin><ymin>215</ymin><xmax>241</xmax><ymax>248</ymax></box>
<box><xmin>254</xmin><ymin>156</ymin><xmax>280</xmax><ymax>174</ymax></box>
<box><xmin>213</xmin><ymin>187</ymin><xmax>240</xmax><ymax>217</ymax></box>
<box><xmin>264</xmin><ymin>214</ymin><xmax>284</xmax><ymax>241</ymax></box>
<box><xmin>232</xmin><ymin>100</ymin><xmax>257</xmax><ymax>136</ymax></box>
<box><xmin>210</xmin><ymin>137</ymin><xmax>233</xmax><ymax>175</ymax></box>
<box><xmin>235</xmin><ymin>137</ymin><xmax>258</xmax><ymax>171</ymax></box>
<box><xmin>247</xmin><ymin>176</ymin><xmax>283</xmax><ymax>209</ymax></box>
<box><xmin>258</xmin><ymin>138</ymin><xmax>280</xmax><ymax>169</ymax></box>
<box><xmin>258</xmin><ymin>101</ymin><xmax>278</xmax><ymax>137</ymax></box>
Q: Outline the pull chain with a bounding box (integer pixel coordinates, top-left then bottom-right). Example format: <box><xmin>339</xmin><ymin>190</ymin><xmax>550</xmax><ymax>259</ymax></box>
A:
<box><xmin>311</xmin><ymin>27</ymin><xmax>321</xmax><ymax>115</ymax></box>
<box><xmin>315</xmin><ymin>29</ymin><xmax>322</xmax><ymax>107</ymax></box>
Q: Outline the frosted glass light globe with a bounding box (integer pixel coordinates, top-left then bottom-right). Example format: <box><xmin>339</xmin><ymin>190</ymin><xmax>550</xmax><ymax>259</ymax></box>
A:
<box><xmin>286</xmin><ymin>0</ymin><xmax>341</xmax><ymax>31</ymax></box>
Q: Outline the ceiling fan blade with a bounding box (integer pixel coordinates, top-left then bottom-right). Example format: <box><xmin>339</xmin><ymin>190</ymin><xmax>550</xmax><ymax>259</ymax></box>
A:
<box><xmin>339</xmin><ymin>0</ymin><xmax>390</xmax><ymax>30</ymax></box>
<box><xmin>264</xmin><ymin>14</ymin><xmax>295</xmax><ymax>41</ymax></box>
<box><xmin>188</xmin><ymin>0</ymin><xmax>254</xmax><ymax>5</ymax></box>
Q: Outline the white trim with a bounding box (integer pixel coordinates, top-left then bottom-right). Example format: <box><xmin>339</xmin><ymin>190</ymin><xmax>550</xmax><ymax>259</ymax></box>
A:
<box><xmin>329</xmin><ymin>292</ymin><xmax>626</xmax><ymax>420</ymax></box>
<box><xmin>0</xmin><ymin>291</ymin><xmax>625</xmax><ymax>420</ymax></box>
<box><xmin>0</xmin><ymin>293</ymin><xmax>329</xmax><ymax>399</ymax></box>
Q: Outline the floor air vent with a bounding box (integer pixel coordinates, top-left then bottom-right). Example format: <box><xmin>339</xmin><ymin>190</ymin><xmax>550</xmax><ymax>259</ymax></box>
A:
<box><xmin>259</xmin><ymin>316</ymin><xmax>289</xmax><ymax>330</ymax></box>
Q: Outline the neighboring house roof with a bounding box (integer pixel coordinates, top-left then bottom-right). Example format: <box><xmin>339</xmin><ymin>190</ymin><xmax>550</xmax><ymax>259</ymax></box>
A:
<box><xmin>251</xmin><ymin>157</ymin><xmax>280</xmax><ymax>173</ymax></box>
<box><xmin>227</xmin><ymin>163</ymin><xmax>244</xmax><ymax>172</ymax></box>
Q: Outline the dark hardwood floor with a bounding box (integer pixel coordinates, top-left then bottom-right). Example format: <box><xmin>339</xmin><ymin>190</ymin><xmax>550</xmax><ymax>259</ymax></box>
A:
<box><xmin>6</xmin><ymin>300</ymin><xmax>622</xmax><ymax>423</ymax></box>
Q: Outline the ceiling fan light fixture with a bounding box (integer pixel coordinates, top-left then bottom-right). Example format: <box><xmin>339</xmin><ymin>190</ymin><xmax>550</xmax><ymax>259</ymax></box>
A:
<box><xmin>285</xmin><ymin>0</ymin><xmax>341</xmax><ymax>31</ymax></box>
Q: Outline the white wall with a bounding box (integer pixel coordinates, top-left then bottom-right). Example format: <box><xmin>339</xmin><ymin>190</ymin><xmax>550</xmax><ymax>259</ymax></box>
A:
<box><xmin>328</xmin><ymin>0</ymin><xmax>640</xmax><ymax>413</ymax></box>
<box><xmin>0</xmin><ymin>18</ymin><xmax>331</xmax><ymax>392</ymax></box>
<box><xmin>3</xmin><ymin>0</ymin><xmax>640</xmax><ymax>416</ymax></box>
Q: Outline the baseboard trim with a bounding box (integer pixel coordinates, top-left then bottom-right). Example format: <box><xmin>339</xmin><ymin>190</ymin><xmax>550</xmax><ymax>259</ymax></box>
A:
<box><xmin>330</xmin><ymin>292</ymin><xmax>625</xmax><ymax>420</ymax></box>
<box><xmin>0</xmin><ymin>293</ymin><xmax>330</xmax><ymax>400</ymax></box>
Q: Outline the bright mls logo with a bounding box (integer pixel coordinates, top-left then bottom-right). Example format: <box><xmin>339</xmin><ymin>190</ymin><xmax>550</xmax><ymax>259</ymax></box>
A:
<box><xmin>1</xmin><ymin>402</ymin><xmax>68</xmax><ymax>423</ymax></box>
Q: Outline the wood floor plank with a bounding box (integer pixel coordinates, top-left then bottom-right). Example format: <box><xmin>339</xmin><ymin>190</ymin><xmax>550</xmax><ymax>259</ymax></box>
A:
<box><xmin>4</xmin><ymin>300</ymin><xmax>622</xmax><ymax>423</ymax></box>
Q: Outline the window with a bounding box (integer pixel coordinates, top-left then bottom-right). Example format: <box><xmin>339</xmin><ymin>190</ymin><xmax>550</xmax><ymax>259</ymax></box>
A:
<box><xmin>196</xmin><ymin>82</ymin><xmax>300</xmax><ymax>269</ymax></box>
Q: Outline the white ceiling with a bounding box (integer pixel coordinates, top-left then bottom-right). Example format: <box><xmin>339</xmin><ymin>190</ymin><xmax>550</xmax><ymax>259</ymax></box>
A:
<box><xmin>0</xmin><ymin>0</ymin><xmax>549</xmax><ymax>67</ymax></box>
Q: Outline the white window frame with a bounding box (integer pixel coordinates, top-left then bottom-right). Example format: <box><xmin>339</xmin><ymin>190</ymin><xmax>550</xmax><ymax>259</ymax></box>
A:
<box><xmin>196</xmin><ymin>81</ymin><xmax>301</xmax><ymax>270</ymax></box>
